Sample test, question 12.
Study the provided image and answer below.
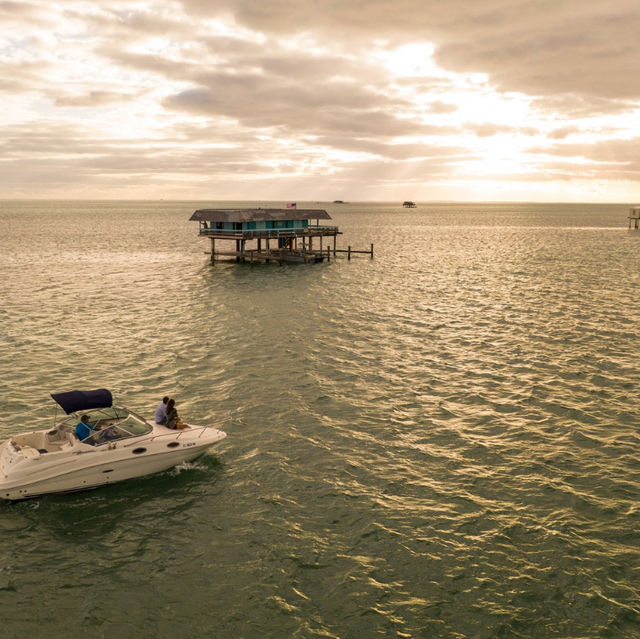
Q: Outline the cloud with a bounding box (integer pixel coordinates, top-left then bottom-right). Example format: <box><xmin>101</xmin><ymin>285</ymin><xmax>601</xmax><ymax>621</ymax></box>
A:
<box><xmin>164</xmin><ymin>84</ymin><xmax>418</xmax><ymax>138</ymax></box>
<box><xmin>547</xmin><ymin>126</ymin><xmax>582</xmax><ymax>141</ymax></box>
<box><xmin>0</xmin><ymin>1</ymin><xmax>49</xmax><ymax>22</ymax></box>
<box><xmin>531</xmin><ymin>94</ymin><xmax>638</xmax><ymax>119</ymax></box>
<box><xmin>179</xmin><ymin>0</ymin><xmax>640</xmax><ymax>103</ymax></box>
<box><xmin>0</xmin><ymin>60</ymin><xmax>53</xmax><ymax>92</ymax></box>
<box><xmin>1</xmin><ymin>0</ymin><xmax>640</xmax><ymax>200</ymax></box>
<box><xmin>426</xmin><ymin>101</ymin><xmax>458</xmax><ymax>115</ymax></box>
<box><xmin>54</xmin><ymin>91</ymin><xmax>138</xmax><ymax>107</ymax></box>
<box><xmin>467</xmin><ymin>123</ymin><xmax>539</xmax><ymax>138</ymax></box>
<box><xmin>512</xmin><ymin>136</ymin><xmax>640</xmax><ymax>185</ymax></box>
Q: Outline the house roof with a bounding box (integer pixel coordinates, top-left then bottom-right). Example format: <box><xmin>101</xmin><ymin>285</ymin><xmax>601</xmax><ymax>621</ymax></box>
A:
<box><xmin>190</xmin><ymin>208</ymin><xmax>332</xmax><ymax>223</ymax></box>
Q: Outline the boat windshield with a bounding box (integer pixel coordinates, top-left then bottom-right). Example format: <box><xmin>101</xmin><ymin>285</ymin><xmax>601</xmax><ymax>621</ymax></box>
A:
<box><xmin>61</xmin><ymin>406</ymin><xmax>152</xmax><ymax>445</ymax></box>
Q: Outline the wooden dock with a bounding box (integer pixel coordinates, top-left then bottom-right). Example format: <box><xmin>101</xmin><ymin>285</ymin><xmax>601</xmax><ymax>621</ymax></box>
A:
<box><xmin>207</xmin><ymin>243</ymin><xmax>374</xmax><ymax>264</ymax></box>
<box><xmin>334</xmin><ymin>244</ymin><xmax>374</xmax><ymax>260</ymax></box>
<box><xmin>210</xmin><ymin>248</ymin><xmax>328</xmax><ymax>264</ymax></box>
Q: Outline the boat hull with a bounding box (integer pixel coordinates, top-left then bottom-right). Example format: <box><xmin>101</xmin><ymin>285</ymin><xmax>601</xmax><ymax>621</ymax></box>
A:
<box><xmin>0</xmin><ymin>425</ymin><xmax>226</xmax><ymax>501</ymax></box>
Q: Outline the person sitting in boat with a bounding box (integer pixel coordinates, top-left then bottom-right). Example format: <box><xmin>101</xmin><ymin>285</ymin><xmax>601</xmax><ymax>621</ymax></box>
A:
<box><xmin>75</xmin><ymin>415</ymin><xmax>96</xmax><ymax>442</ymax></box>
<box><xmin>164</xmin><ymin>398</ymin><xmax>187</xmax><ymax>430</ymax></box>
<box><xmin>75</xmin><ymin>415</ymin><xmax>118</xmax><ymax>444</ymax></box>
<box><xmin>155</xmin><ymin>396</ymin><xmax>169</xmax><ymax>424</ymax></box>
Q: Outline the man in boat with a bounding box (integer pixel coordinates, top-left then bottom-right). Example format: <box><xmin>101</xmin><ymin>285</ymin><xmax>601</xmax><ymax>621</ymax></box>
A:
<box><xmin>74</xmin><ymin>414</ymin><xmax>117</xmax><ymax>444</ymax></box>
<box><xmin>155</xmin><ymin>396</ymin><xmax>169</xmax><ymax>424</ymax></box>
<box><xmin>75</xmin><ymin>415</ymin><xmax>96</xmax><ymax>442</ymax></box>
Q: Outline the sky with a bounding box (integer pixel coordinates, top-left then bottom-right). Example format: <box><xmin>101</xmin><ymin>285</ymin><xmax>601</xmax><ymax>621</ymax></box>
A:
<box><xmin>2</xmin><ymin>0</ymin><xmax>640</xmax><ymax>202</ymax></box>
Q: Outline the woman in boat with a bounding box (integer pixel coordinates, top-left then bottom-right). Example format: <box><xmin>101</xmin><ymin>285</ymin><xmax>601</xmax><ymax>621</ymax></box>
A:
<box><xmin>164</xmin><ymin>398</ymin><xmax>187</xmax><ymax>429</ymax></box>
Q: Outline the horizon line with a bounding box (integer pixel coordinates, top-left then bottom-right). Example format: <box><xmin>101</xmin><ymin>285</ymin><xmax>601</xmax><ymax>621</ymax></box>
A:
<box><xmin>0</xmin><ymin>198</ymin><xmax>638</xmax><ymax>206</ymax></box>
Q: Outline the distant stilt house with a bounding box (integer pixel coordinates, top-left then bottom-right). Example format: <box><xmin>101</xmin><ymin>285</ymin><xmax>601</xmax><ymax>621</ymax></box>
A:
<box><xmin>629</xmin><ymin>206</ymin><xmax>640</xmax><ymax>229</ymax></box>
<box><xmin>190</xmin><ymin>208</ymin><xmax>342</xmax><ymax>264</ymax></box>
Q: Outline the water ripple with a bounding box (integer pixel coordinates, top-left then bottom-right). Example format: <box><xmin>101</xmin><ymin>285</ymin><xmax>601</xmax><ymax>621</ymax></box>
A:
<box><xmin>1</xmin><ymin>202</ymin><xmax>640</xmax><ymax>637</ymax></box>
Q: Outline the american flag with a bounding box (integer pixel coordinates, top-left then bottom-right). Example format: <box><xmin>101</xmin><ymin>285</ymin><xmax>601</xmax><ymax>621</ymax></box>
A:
<box><xmin>286</xmin><ymin>202</ymin><xmax>296</xmax><ymax>209</ymax></box>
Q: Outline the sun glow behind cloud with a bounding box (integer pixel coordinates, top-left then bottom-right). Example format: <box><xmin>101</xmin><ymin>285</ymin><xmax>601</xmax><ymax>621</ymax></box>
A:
<box><xmin>373</xmin><ymin>43</ymin><xmax>546</xmax><ymax>186</ymax></box>
<box><xmin>1</xmin><ymin>1</ymin><xmax>639</xmax><ymax>200</ymax></box>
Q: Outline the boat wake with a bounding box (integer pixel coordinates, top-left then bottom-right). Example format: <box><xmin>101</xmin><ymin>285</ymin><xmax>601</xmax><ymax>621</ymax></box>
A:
<box><xmin>169</xmin><ymin>460</ymin><xmax>208</xmax><ymax>475</ymax></box>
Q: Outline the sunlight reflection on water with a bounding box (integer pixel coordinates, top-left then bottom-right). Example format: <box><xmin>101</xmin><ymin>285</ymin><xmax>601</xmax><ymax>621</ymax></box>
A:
<box><xmin>1</xmin><ymin>200</ymin><xmax>639</xmax><ymax>637</ymax></box>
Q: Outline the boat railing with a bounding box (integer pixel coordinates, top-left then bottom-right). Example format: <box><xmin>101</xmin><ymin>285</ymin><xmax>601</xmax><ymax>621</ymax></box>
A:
<box><xmin>121</xmin><ymin>425</ymin><xmax>208</xmax><ymax>447</ymax></box>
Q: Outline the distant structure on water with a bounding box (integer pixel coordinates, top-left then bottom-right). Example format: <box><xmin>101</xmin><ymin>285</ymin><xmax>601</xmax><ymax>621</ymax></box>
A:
<box><xmin>628</xmin><ymin>206</ymin><xmax>640</xmax><ymax>229</ymax></box>
<box><xmin>190</xmin><ymin>208</ymin><xmax>342</xmax><ymax>264</ymax></box>
<box><xmin>403</xmin><ymin>201</ymin><xmax>417</xmax><ymax>208</ymax></box>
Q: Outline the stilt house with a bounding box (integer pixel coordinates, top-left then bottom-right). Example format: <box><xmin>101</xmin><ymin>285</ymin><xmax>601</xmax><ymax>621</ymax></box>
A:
<box><xmin>190</xmin><ymin>208</ymin><xmax>341</xmax><ymax>263</ymax></box>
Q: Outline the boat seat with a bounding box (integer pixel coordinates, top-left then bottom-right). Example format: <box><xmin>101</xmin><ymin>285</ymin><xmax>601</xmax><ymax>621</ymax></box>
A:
<box><xmin>48</xmin><ymin>423</ymin><xmax>70</xmax><ymax>443</ymax></box>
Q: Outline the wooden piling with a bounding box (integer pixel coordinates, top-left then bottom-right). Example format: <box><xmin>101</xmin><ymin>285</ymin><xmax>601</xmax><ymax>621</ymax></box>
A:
<box><xmin>332</xmin><ymin>244</ymin><xmax>373</xmax><ymax>259</ymax></box>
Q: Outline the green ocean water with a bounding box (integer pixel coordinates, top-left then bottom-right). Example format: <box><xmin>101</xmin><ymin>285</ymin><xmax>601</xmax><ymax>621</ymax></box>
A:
<box><xmin>0</xmin><ymin>200</ymin><xmax>639</xmax><ymax>638</ymax></box>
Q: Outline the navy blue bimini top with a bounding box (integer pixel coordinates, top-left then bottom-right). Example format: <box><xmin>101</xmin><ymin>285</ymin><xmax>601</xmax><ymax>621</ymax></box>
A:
<box><xmin>51</xmin><ymin>389</ymin><xmax>113</xmax><ymax>414</ymax></box>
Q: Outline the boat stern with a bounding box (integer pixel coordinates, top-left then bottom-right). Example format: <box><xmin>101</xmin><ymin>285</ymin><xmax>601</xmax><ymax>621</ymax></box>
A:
<box><xmin>0</xmin><ymin>440</ymin><xmax>13</xmax><ymax>479</ymax></box>
<box><xmin>0</xmin><ymin>439</ymin><xmax>45</xmax><ymax>500</ymax></box>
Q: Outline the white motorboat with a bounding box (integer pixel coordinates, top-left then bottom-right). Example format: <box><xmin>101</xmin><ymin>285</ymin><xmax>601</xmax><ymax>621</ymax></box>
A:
<box><xmin>0</xmin><ymin>389</ymin><xmax>226</xmax><ymax>501</ymax></box>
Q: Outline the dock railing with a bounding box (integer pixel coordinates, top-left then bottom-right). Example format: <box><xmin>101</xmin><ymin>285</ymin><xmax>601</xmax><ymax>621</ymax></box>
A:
<box><xmin>198</xmin><ymin>226</ymin><xmax>340</xmax><ymax>239</ymax></box>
